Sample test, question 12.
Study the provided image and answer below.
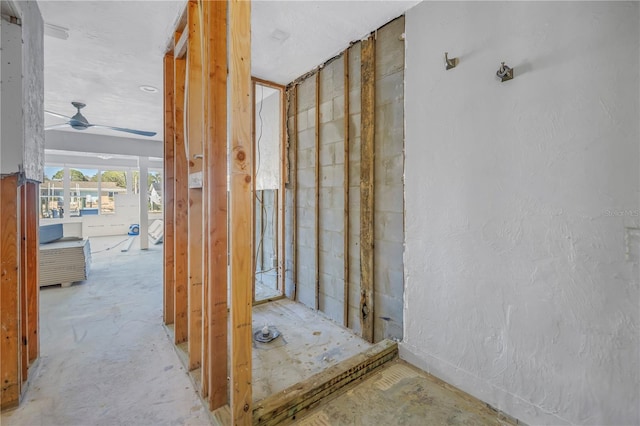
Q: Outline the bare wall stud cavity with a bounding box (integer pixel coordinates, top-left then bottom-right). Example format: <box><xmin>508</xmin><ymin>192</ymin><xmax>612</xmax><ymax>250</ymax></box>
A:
<box><xmin>445</xmin><ymin>52</ymin><xmax>458</xmax><ymax>70</ymax></box>
<box><xmin>497</xmin><ymin>61</ymin><xmax>514</xmax><ymax>82</ymax></box>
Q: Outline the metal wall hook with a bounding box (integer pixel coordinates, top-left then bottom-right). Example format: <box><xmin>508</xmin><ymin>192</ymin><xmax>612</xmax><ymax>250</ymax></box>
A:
<box><xmin>445</xmin><ymin>52</ymin><xmax>459</xmax><ymax>70</ymax></box>
<box><xmin>497</xmin><ymin>61</ymin><xmax>514</xmax><ymax>82</ymax></box>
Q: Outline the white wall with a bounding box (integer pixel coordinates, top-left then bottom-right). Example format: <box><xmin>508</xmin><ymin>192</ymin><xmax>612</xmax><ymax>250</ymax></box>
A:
<box><xmin>255</xmin><ymin>87</ymin><xmax>280</xmax><ymax>190</ymax></box>
<box><xmin>402</xmin><ymin>2</ymin><xmax>639</xmax><ymax>426</ymax></box>
<box><xmin>1</xmin><ymin>17</ymin><xmax>23</xmax><ymax>175</ymax></box>
<box><xmin>0</xmin><ymin>1</ymin><xmax>45</xmax><ymax>181</ymax></box>
<box><xmin>21</xmin><ymin>0</ymin><xmax>45</xmax><ymax>182</ymax></box>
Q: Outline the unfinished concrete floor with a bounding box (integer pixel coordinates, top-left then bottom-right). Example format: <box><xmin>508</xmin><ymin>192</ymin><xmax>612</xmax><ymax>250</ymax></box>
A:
<box><xmin>0</xmin><ymin>235</ymin><xmax>209</xmax><ymax>426</ymax></box>
<box><xmin>3</xmin><ymin>235</ymin><xmax>519</xmax><ymax>426</ymax></box>
<box><xmin>297</xmin><ymin>359</ymin><xmax>517</xmax><ymax>426</ymax></box>
<box><xmin>252</xmin><ymin>299</ymin><xmax>372</xmax><ymax>402</ymax></box>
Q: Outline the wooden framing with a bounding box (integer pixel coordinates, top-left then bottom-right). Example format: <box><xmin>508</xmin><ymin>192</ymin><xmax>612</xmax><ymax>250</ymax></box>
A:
<box><xmin>229</xmin><ymin>0</ymin><xmax>253</xmax><ymax>423</ymax></box>
<box><xmin>251</xmin><ymin>77</ymin><xmax>287</xmax><ymax>303</ymax></box>
<box><xmin>163</xmin><ymin>53</ymin><xmax>176</xmax><ymax>326</ymax></box>
<box><xmin>278</xmin><ymin>83</ymin><xmax>286</xmax><ymax>296</ymax></box>
<box><xmin>251</xmin><ymin>81</ymin><xmax>257</xmax><ymax>306</ymax></box>
<box><xmin>174</xmin><ymin>30</ymin><xmax>189</xmax><ymax>60</ymax></box>
<box><xmin>186</xmin><ymin>0</ymin><xmax>204</xmax><ymax>372</ymax></box>
<box><xmin>314</xmin><ymin>72</ymin><xmax>321</xmax><ymax>311</ymax></box>
<box><xmin>292</xmin><ymin>85</ymin><xmax>298</xmax><ymax>302</ymax></box>
<box><xmin>343</xmin><ymin>48</ymin><xmax>350</xmax><ymax>328</ymax></box>
<box><xmin>203</xmin><ymin>0</ymin><xmax>228</xmax><ymax>410</ymax></box>
<box><xmin>173</xmin><ymin>33</ymin><xmax>189</xmax><ymax>345</ymax></box>
<box><xmin>20</xmin><ymin>185</ymin><xmax>28</xmax><ymax>383</ymax></box>
<box><xmin>26</xmin><ymin>183</ymin><xmax>39</xmax><ymax>364</ymax></box>
<box><xmin>201</xmin><ymin>1</ymin><xmax>210</xmax><ymax>397</ymax></box>
<box><xmin>360</xmin><ymin>35</ymin><xmax>376</xmax><ymax>343</ymax></box>
<box><xmin>253</xmin><ymin>340</ymin><xmax>398</xmax><ymax>425</ymax></box>
<box><xmin>18</xmin><ymin>182</ymin><xmax>38</xmax><ymax>382</ymax></box>
<box><xmin>1</xmin><ymin>175</ymin><xmax>20</xmax><ymax>409</ymax></box>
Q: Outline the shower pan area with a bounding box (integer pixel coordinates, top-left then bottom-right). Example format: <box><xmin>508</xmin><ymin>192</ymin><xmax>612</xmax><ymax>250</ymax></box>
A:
<box><xmin>161</xmin><ymin>2</ymin><xmax>405</xmax><ymax>424</ymax></box>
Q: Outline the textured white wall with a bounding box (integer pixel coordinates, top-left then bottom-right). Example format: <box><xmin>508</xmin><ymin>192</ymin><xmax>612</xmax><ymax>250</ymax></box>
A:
<box><xmin>21</xmin><ymin>0</ymin><xmax>45</xmax><ymax>182</ymax></box>
<box><xmin>0</xmin><ymin>2</ymin><xmax>45</xmax><ymax>181</ymax></box>
<box><xmin>1</xmin><ymin>18</ymin><xmax>24</xmax><ymax>176</ymax></box>
<box><xmin>255</xmin><ymin>88</ymin><xmax>280</xmax><ymax>191</ymax></box>
<box><xmin>402</xmin><ymin>2</ymin><xmax>639</xmax><ymax>425</ymax></box>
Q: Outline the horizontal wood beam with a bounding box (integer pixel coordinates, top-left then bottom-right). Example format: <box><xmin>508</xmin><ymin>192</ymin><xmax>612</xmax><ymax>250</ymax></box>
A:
<box><xmin>253</xmin><ymin>340</ymin><xmax>398</xmax><ymax>425</ymax></box>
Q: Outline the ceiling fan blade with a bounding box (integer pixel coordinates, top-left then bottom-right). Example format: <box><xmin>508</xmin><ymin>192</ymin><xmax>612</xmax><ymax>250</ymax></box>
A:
<box><xmin>89</xmin><ymin>124</ymin><xmax>157</xmax><ymax>137</ymax></box>
<box><xmin>45</xmin><ymin>110</ymin><xmax>73</xmax><ymax>120</ymax></box>
<box><xmin>45</xmin><ymin>123</ymin><xmax>71</xmax><ymax>130</ymax></box>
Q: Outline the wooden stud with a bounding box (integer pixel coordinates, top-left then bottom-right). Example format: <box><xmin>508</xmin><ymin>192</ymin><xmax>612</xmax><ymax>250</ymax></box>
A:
<box><xmin>343</xmin><ymin>48</ymin><xmax>350</xmax><ymax>328</ymax></box>
<box><xmin>314</xmin><ymin>72</ymin><xmax>320</xmax><ymax>312</ymax></box>
<box><xmin>278</xmin><ymin>85</ymin><xmax>286</xmax><ymax>296</ymax></box>
<box><xmin>19</xmin><ymin>185</ymin><xmax>28</xmax><ymax>383</ymax></box>
<box><xmin>204</xmin><ymin>0</ymin><xmax>228</xmax><ymax>410</ymax></box>
<box><xmin>187</xmin><ymin>0</ymin><xmax>204</xmax><ymax>372</ymax></box>
<box><xmin>174</xmin><ymin>30</ymin><xmax>189</xmax><ymax>59</ymax></box>
<box><xmin>164</xmin><ymin>53</ymin><xmax>176</xmax><ymax>326</ymax></box>
<box><xmin>200</xmin><ymin>1</ymin><xmax>210</xmax><ymax>399</ymax></box>
<box><xmin>360</xmin><ymin>35</ymin><xmax>375</xmax><ymax>343</ymax></box>
<box><xmin>251</xmin><ymin>81</ymin><xmax>257</xmax><ymax>305</ymax></box>
<box><xmin>1</xmin><ymin>175</ymin><xmax>20</xmax><ymax>409</ymax></box>
<box><xmin>26</xmin><ymin>183</ymin><xmax>39</xmax><ymax>363</ymax></box>
<box><xmin>250</xmin><ymin>78</ymin><xmax>287</xmax><ymax>299</ymax></box>
<box><xmin>292</xmin><ymin>85</ymin><xmax>298</xmax><ymax>302</ymax></box>
<box><xmin>173</xmin><ymin>33</ymin><xmax>189</xmax><ymax>345</ymax></box>
<box><xmin>229</xmin><ymin>0</ymin><xmax>253</xmax><ymax>422</ymax></box>
<box><xmin>253</xmin><ymin>340</ymin><xmax>398</xmax><ymax>425</ymax></box>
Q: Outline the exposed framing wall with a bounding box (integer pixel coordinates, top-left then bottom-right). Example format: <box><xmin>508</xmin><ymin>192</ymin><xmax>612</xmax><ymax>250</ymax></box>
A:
<box><xmin>1</xmin><ymin>178</ymin><xmax>39</xmax><ymax>410</ymax></box>
<box><xmin>1</xmin><ymin>1</ymin><xmax>43</xmax><ymax>410</ymax></box>
<box><xmin>285</xmin><ymin>17</ymin><xmax>406</xmax><ymax>343</ymax></box>
<box><xmin>162</xmin><ymin>1</ymin><xmax>252</xmax><ymax>423</ymax></box>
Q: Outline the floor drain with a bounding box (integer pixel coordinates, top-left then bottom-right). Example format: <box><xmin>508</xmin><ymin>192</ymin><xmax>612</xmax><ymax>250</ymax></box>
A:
<box><xmin>254</xmin><ymin>326</ymin><xmax>280</xmax><ymax>343</ymax></box>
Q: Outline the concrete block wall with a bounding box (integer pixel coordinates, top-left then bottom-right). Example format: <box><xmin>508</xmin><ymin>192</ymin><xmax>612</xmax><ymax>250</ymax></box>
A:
<box><xmin>295</xmin><ymin>77</ymin><xmax>318</xmax><ymax>309</ymax></box>
<box><xmin>284</xmin><ymin>90</ymin><xmax>296</xmax><ymax>299</ymax></box>
<box><xmin>286</xmin><ymin>17</ymin><xmax>405</xmax><ymax>341</ymax></box>
<box><xmin>373</xmin><ymin>17</ymin><xmax>405</xmax><ymax>341</ymax></box>
<box><xmin>318</xmin><ymin>55</ymin><xmax>346</xmax><ymax>322</ymax></box>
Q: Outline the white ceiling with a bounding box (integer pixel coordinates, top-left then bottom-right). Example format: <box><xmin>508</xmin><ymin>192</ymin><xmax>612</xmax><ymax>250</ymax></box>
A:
<box><xmin>38</xmin><ymin>0</ymin><xmax>420</xmax><ymax>144</ymax></box>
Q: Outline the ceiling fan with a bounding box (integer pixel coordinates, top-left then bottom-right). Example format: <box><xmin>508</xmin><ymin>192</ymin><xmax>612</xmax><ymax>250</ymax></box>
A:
<box><xmin>45</xmin><ymin>101</ymin><xmax>157</xmax><ymax>137</ymax></box>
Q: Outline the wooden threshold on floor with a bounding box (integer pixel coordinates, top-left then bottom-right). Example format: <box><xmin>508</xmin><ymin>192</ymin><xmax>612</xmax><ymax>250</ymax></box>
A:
<box><xmin>252</xmin><ymin>294</ymin><xmax>285</xmax><ymax>307</ymax></box>
<box><xmin>252</xmin><ymin>339</ymin><xmax>398</xmax><ymax>426</ymax></box>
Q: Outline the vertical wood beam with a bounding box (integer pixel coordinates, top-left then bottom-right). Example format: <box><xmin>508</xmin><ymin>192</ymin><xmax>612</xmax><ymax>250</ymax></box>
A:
<box><xmin>314</xmin><ymin>72</ymin><xmax>320</xmax><ymax>312</ymax></box>
<box><xmin>343</xmin><ymin>49</ymin><xmax>350</xmax><ymax>328</ymax></box>
<box><xmin>173</xmin><ymin>32</ymin><xmax>189</xmax><ymax>345</ymax></box>
<box><xmin>277</xmin><ymin>87</ymin><xmax>286</xmax><ymax>295</ymax></box>
<box><xmin>20</xmin><ymin>185</ymin><xmax>28</xmax><ymax>383</ymax></box>
<box><xmin>26</xmin><ymin>183</ymin><xmax>39</xmax><ymax>363</ymax></box>
<box><xmin>204</xmin><ymin>0</ymin><xmax>228</xmax><ymax>410</ymax></box>
<box><xmin>187</xmin><ymin>0</ymin><xmax>204</xmax><ymax>371</ymax></box>
<box><xmin>164</xmin><ymin>53</ymin><xmax>176</xmax><ymax>326</ymax></box>
<box><xmin>229</xmin><ymin>0</ymin><xmax>253</xmax><ymax>422</ymax></box>
<box><xmin>1</xmin><ymin>175</ymin><xmax>20</xmax><ymax>409</ymax></box>
<box><xmin>251</xmin><ymin>81</ymin><xmax>257</xmax><ymax>305</ymax></box>
<box><xmin>292</xmin><ymin>85</ymin><xmax>298</xmax><ymax>302</ymax></box>
<box><xmin>360</xmin><ymin>35</ymin><xmax>376</xmax><ymax>343</ymax></box>
<box><xmin>200</xmin><ymin>1</ymin><xmax>210</xmax><ymax>399</ymax></box>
